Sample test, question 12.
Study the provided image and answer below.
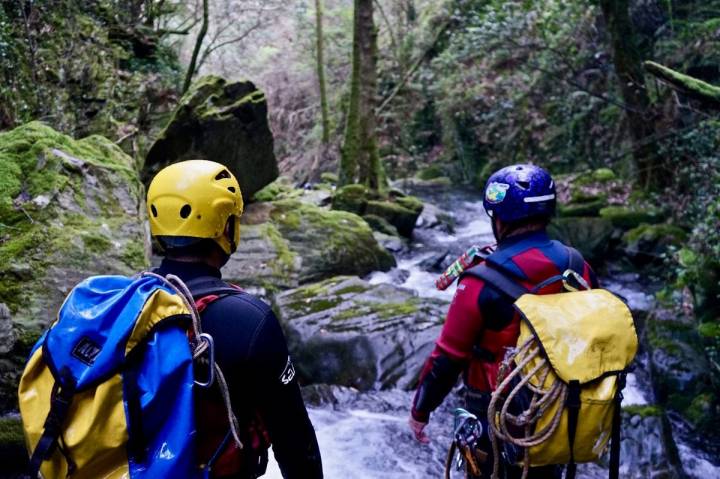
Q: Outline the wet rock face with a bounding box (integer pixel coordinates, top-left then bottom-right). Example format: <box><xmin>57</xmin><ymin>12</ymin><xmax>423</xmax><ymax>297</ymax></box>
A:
<box><xmin>617</xmin><ymin>409</ymin><xmax>682</xmax><ymax>478</ymax></box>
<box><xmin>0</xmin><ymin>122</ymin><xmax>149</xmax><ymax>331</ymax></box>
<box><xmin>144</xmin><ymin>76</ymin><xmax>278</xmax><ymax>201</ymax></box>
<box><xmin>275</xmin><ymin>276</ymin><xmax>447</xmax><ymax>391</ymax></box>
<box><xmin>224</xmin><ymin>200</ymin><xmax>396</xmax><ymax>292</ymax></box>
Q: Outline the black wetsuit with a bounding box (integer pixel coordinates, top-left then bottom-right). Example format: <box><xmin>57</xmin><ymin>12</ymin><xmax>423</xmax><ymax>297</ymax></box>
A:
<box><xmin>156</xmin><ymin>259</ymin><xmax>323</xmax><ymax>479</ymax></box>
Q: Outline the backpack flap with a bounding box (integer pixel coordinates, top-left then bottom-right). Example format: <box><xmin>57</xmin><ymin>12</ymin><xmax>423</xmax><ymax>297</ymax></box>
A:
<box><xmin>513</xmin><ymin>289</ymin><xmax>637</xmax><ymax>384</ymax></box>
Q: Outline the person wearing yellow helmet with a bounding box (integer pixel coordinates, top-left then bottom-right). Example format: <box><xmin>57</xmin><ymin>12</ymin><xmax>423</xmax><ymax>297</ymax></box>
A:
<box><xmin>148</xmin><ymin>160</ymin><xmax>323</xmax><ymax>479</ymax></box>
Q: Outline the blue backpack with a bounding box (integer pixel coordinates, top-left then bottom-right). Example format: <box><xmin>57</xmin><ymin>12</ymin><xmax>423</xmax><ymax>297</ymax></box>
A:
<box><xmin>18</xmin><ymin>273</ymin><xmax>242</xmax><ymax>478</ymax></box>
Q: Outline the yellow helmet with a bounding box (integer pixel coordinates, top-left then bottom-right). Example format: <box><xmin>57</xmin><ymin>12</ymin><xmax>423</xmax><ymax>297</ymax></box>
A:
<box><xmin>147</xmin><ymin>160</ymin><xmax>244</xmax><ymax>255</ymax></box>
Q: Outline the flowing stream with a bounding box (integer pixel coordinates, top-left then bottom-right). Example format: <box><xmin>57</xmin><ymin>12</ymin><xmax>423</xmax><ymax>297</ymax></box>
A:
<box><xmin>266</xmin><ymin>184</ymin><xmax>719</xmax><ymax>478</ymax></box>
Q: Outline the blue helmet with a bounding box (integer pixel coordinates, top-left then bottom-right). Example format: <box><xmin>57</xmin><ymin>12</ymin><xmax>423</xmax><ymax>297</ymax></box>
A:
<box><xmin>483</xmin><ymin>164</ymin><xmax>556</xmax><ymax>223</ymax></box>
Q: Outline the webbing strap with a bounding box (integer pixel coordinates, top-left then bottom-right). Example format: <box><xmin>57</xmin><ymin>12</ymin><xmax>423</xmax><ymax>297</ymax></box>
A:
<box><xmin>567</xmin><ymin>246</ymin><xmax>585</xmax><ymax>275</ymax></box>
<box><xmin>184</xmin><ymin>276</ymin><xmax>243</xmax><ymax>300</ymax></box>
<box><xmin>609</xmin><ymin>373</ymin><xmax>626</xmax><ymax>479</ymax></box>
<box><xmin>462</xmin><ymin>263</ymin><xmax>529</xmax><ymax>301</ymax></box>
<box><xmin>27</xmin><ymin>368</ymin><xmax>76</xmax><ymax>478</ymax></box>
<box><xmin>565</xmin><ymin>380</ymin><xmax>581</xmax><ymax>479</ymax></box>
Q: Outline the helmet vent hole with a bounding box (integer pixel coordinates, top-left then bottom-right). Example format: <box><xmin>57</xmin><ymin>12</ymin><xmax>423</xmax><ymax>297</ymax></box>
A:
<box><xmin>227</xmin><ymin>186</ymin><xmax>236</xmax><ymax>193</ymax></box>
<box><xmin>150</xmin><ymin>204</ymin><xmax>158</xmax><ymax>217</ymax></box>
<box><xmin>215</xmin><ymin>170</ymin><xmax>231</xmax><ymax>180</ymax></box>
<box><xmin>517</xmin><ymin>181</ymin><xmax>530</xmax><ymax>190</ymax></box>
<box><xmin>180</xmin><ymin>204</ymin><xmax>192</xmax><ymax>219</ymax></box>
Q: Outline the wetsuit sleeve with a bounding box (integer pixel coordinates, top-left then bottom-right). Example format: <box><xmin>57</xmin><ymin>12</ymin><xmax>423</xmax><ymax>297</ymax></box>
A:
<box><xmin>411</xmin><ymin>276</ymin><xmax>485</xmax><ymax>422</ymax></box>
<box><xmin>249</xmin><ymin>310</ymin><xmax>323</xmax><ymax>479</ymax></box>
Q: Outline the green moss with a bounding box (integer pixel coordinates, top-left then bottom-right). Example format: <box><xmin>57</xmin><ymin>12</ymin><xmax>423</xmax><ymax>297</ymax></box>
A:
<box><xmin>417</xmin><ymin>165</ymin><xmax>445</xmax><ymax>180</ymax></box>
<box><xmin>558</xmin><ymin>198</ymin><xmax>607</xmax><ymax>217</ymax></box>
<box><xmin>599</xmin><ymin>206</ymin><xmax>664</xmax><ymax>229</ymax></box>
<box><xmin>698</xmin><ymin>322</ymin><xmax>720</xmax><ymax>339</ymax></box>
<box><xmin>623</xmin><ymin>223</ymin><xmax>688</xmax><ymax>245</ymax></box>
<box><xmin>332</xmin><ymin>184</ymin><xmax>369</xmax><ymax>215</ymax></box>
<box><xmin>377</xmin><ymin>300</ymin><xmax>420</xmax><ymax>320</ymax></box>
<box><xmin>592</xmin><ymin>168</ymin><xmax>616</xmax><ymax>182</ymax></box>
<box><xmin>261</xmin><ymin>223</ymin><xmax>296</xmax><ymax>273</ymax></box>
<box><xmin>121</xmin><ymin>241</ymin><xmax>149</xmax><ymax>270</ymax></box>
<box><xmin>320</xmin><ymin>172</ymin><xmax>339</xmax><ymax>184</ymax></box>
<box><xmin>623</xmin><ymin>404</ymin><xmax>663</xmax><ymax>418</ymax></box>
<box><xmin>81</xmin><ymin>232</ymin><xmax>112</xmax><ymax>254</ymax></box>
<box><xmin>253</xmin><ymin>178</ymin><xmax>295</xmax><ymax>203</ymax></box>
<box><xmin>363</xmin><ymin>214</ymin><xmax>400</xmax><ymax>236</ymax></box>
<box><xmin>685</xmin><ymin>393</ymin><xmax>714</xmax><ymax>426</ymax></box>
<box><xmin>395</xmin><ymin>195</ymin><xmax>424</xmax><ymax>214</ymax></box>
<box><xmin>365</xmin><ymin>200</ymin><xmax>421</xmax><ymax>237</ymax></box>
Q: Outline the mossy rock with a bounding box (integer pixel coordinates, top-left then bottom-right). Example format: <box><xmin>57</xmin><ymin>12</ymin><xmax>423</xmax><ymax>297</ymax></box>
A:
<box><xmin>416</xmin><ymin>165</ymin><xmax>445</xmax><ymax>181</ymax></box>
<box><xmin>599</xmin><ymin>206</ymin><xmax>664</xmax><ymax>230</ymax></box>
<box><xmin>622</xmin><ymin>223</ymin><xmax>688</xmax><ymax>266</ymax></box>
<box><xmin>145</xmin><ymin>76</ymin><xmax>278</xmax><ymax>202</ymax></box>
<box><xmin>276</xmin><ymin>276</ymin><xmax>448</xmax><ymax>390</ymax></box>
<box><xmin>225</xmin><ymin>200</ymin><xmax>395</xmax><ymax>292</ymax></box>
<box><xmin>592</xmin><ymin>168</ymin><xmax>616</xmax><ymax>182</ymax></box>
<box><xmin>363</xmin><ymin>214</ymin><xmax>400</xmax><ymax>237</ymax></box>
<box><xmin>320</xmin><ymin>172</ymin><xmax>338</xmax><ymax>184</ymax></box>
<box><xmin>547</xmin><ymin>217</ymin><xmax>614</xmax><ymax>265</ymax></box>
<box><xmin>0</xmin><ymin>122</ymin><xmax>149</xmax><ymax>327</ymax></box>
<box><xmin>331</xmin><ymin>184</ymin><xmax>369</xmax><ymax>215</ymax></box>
<box><xmin>252</xmin><ymin>177</ymin><xmax>296</xmax><ymax>203</ymax></box>
<box><xmin>558</xmin><ymin>198</ymin><xmax>608</xmax><ymax>218</ymax></box>
<box><xmin>366</xmin><ymin>200</ymin><xmax>423</xmax><ymax>238</ymax></box>
<box><xmin>623</xmin><ymin>404</ymin><xmax>663</xmax><ymax>418</ymax></box>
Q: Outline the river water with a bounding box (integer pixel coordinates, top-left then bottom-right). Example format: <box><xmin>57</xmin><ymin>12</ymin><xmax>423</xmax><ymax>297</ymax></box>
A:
<box><xmin>265</xmin><ymin>184</ymin><xmax>719</xmax><ymax>478</ymax></box>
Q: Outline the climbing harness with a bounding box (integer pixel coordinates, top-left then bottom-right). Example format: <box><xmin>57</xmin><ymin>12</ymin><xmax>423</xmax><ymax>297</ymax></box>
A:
<box><xmin>445</xmin><ymin>409</ymin><xmax>487</xmax><ymax>478</ymax></box>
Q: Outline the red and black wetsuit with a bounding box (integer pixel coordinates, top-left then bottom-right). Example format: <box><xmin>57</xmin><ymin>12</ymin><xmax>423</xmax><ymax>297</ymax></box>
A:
<box><xmin>411</xmin><ymin>231</ymin><xmax>597</xmax><ymax>477</ymax></box>
<box><xmin>157</xmin><ymin>259</ymin><xmax>323</xmax><ymax>479</ymax></box>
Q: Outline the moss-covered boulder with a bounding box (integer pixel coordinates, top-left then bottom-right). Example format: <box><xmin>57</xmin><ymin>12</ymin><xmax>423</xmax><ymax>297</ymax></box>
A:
<box><xmin>224</xmin><ymin>200</ymin><xmax>395</xmax><ymax>292</ymax></box>
<box><xmin>332</xmin><ymin>185</ymin><xmax>424</xmax><ymax>237</ymax></box>
<box><xmin>331</xmin><ymin>184</ymin><xmax>369</xmax><ymax>215</ymax></box>
<box><xmin>363</xmin><ymin>214</ymin><xmax>400</xmax><ymax>236</ymax></box>
<box><xmin>599</xmin><ymin>206</ymin><xmax>664</xmax><ymax>230</ymax></box>
<box><xmin>622</xmin><ymin>223</ymin><xmax>688</xmax><ymax>266</ymax></box>
<box><xmin>547</xmin><ymin>217</ymin><xmax>614</xmax><ymax>265</ymax></box>
<box><xmin>0</xmin><ymin>122</ymin><xmax>149</xmax><ymax>412</ymax></box>
<box><xmin>0</xmin><ymin>122</ymin><xmax>149</xmax><ymax>327</ymax></box>
<box><xmin>558</xmin><ymin>197</ymin><xmax>608</xmax><ymax>218</ymax></box>
<box><xmin>145</xmin><ymin>76</ymin><xmax>278</xmax><ymax>201</ymax></box>
<box><xmin>276</xmin><ymin>276</ymin><xmax>447</xmax><ymax>390</ymax></box>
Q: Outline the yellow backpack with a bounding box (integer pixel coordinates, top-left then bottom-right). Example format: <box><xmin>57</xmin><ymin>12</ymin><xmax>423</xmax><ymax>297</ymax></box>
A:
<box><xmin>467</xmin><ymin>251</ymin><xmax>638</xmax><ymax>479</ymax></box>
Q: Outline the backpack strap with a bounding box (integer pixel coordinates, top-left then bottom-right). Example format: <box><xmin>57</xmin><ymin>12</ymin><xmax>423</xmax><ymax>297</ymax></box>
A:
<box><xmin>461</xmin><ymin>263</ymin><xmax>529</xmax><ymax>302</ymax></box>
<box><xmin>565</xmin><ymin>380</ymin><xmax>581</xmax><ymax>479</ymax></box>
<box><xmin>27</xmin><ymin>367</ymin><xmax>76</xmax><ymax>478</ymax></box>
<box><xmin>608</xmin><ymin>373</ymin><xmax>626</xmax><ymax>479</ymax></box>
<box><xmin>184</xmin><ymin>276</ymin><xmax>244</xmax><ymax>300</ymax></box>
<box><xmin>566</xmin><ymin>246</ymin><xmax>585</xmax><ymax>275</ymax></box>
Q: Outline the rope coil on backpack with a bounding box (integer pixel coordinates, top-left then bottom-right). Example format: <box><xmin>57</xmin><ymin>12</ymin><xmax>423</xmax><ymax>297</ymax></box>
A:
<box><xmin>487</xmin><ymin>337</ymin><xmax>568</xmax><ymax>479</ymax></box>
<box><xmin>141</xmin><ymin>272</ymin><xmax>244</xmax><ymax>450</ymax></box>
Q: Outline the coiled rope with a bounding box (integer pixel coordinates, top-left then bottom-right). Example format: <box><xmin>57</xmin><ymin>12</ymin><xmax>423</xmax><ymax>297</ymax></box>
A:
<box><xmin>487</xmin><ymin>337</ymin><xmax>567</xmax><ymax>479</ymax></box>
<box><xmin>142</xmin><ymin>272</ymin><xmax>244</xmax><ymax>450</ymax></box>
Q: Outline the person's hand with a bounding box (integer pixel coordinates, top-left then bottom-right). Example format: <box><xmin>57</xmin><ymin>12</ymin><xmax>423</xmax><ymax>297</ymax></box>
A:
<box><xmin>409</xmin><ymin>416</ymin><xmax>430</xmax><ymax>444</ymax></box>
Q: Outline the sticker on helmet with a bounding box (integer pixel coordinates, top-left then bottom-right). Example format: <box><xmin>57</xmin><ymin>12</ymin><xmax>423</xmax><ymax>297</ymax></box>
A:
<box><xmin>486</xmin><ymin>182</ymin><xmax>510</xmax><ymax>204</ymax></box>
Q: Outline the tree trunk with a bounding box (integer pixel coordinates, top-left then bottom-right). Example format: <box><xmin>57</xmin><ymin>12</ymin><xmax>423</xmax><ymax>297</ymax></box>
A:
<box><xmin>183</xmin><ymin>0</ymin><xmax>209</xmax><ymax>94</ymax></box>
<box><xmin>599</xmin><ymin>0</ymin><xmax>659</xmax><ymax>188</ymax></box>
<box><xmin>340</xmin><ymin>0</ymin><xmax>382</xmax><ymax>190</ymax></box>
<box><xmin>314</xmin><ymin>0</ymin><xmax>330</xmax><ymax>144</ymax></box>
<box><xmin>339</xmin><ymin>0</ymin><xmax>362</xmax><ymax>185</ymax></box>
<box><xmin>356</xmin><ymin>0</ymin><xmax>382</xmax><ymax>190</ymax></box>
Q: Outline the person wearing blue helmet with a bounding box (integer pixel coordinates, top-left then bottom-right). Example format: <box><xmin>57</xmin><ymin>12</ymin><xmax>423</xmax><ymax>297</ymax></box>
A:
<box><xmin>409</xmin><ymin>164</ymin><xmax>598</xmax><ymax>478</ymax></box>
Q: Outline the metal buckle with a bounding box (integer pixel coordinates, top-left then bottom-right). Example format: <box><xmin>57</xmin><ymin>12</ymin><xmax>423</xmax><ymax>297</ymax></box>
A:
<box><xmin>562</xmin><ymin>269</ymin><xmax>590</xmax><ymax>292</ymax></box>
<box><xmin>194</xmin><ymin>333</ymin><xmax>215</xmax><ymax>388</ymax></box>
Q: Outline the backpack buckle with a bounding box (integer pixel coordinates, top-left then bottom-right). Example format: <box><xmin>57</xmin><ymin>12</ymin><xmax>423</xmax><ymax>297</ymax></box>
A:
<box><xmin>194</xmin><ymin>333</ymin><xmax>215</xmax><ymax>388</ymax></box>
